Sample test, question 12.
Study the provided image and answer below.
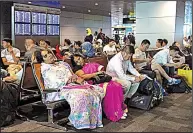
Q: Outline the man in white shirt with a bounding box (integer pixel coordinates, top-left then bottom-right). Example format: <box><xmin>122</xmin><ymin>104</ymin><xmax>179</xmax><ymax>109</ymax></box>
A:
<box><xmin>151</xmin><ymin>46</ymin><xmax>182</xmax><ymax>85</ymax></box>
<box><xmin>133</xmin><ymin>39</ymin><xmax>180</xmax><ymax>86</ymax></box>
<box><xmin>106</xmin><ymin>45</ymin><xmax>145</xmax><ymax>100</ymax></box>
<box><xmin>1</xmin><ymin>38</ymin><xmax>20</xmax><ymax>65</ymax></box>
<box><xmin>103</xmin><ymin>39</ymin><xmax>117</xmax><ymax>55</ymax></box>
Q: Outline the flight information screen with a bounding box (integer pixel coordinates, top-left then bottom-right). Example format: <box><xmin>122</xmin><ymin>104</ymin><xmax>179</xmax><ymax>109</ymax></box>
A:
<box><xmin>15</xmin><ymin>11</ymin><xmax>31</xmax><ymax>23</ymax></box>
<box><xmin>32</xmin><ymin>12</ymin><xmax>46</xmax><ymax>24</ymax></box>
<box><xmin>47</xmin><ymin>14</ymin><xmax>60</xmax><ymax>24</ymax></box>
<box><xmin>32</xmin><ymin>24</ymin><xmax>46</xmax><ymax>35</ymax></box>
<box><xmin>47</xmin><ymin>25</ymin><xmax>60</xmax><ymax>35</ymax></box>
<box><xmin>15</xmin><ymin>24</ymin><xmax>31</xmax><ymax>35</ymax></box>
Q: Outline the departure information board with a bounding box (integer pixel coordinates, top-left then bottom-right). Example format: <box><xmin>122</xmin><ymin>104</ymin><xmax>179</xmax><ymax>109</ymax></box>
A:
<box><xmin>47</xmin><ymin>14</ymin><xmax>59</xmax><ymax>24</ymax></box>
<box><xmin>32</xmin><ymin>12</ymin><xmax>46</xmax><ymax>24</ymax></box>
<box><xmin>32</xmin><ymin>24</ymin><xmax>46</xmax><ymax>35</ymax></box>
<box><xmin>47</xmin><ymin>25</ymin><xmax>60</xmax><ymax>35</ymax></box>
<box><xmin>15</xmin><ymin>24</ymin><xmax>31</xmax><ymax>35</ymax></box>
<box><xmin>14</xmin><ymin>9</ymin><xmax>60</xmax><ymax>35</ymax></box>
<box><xmin>15</xmin><ymin>11</ymin><xmax>31</xmax><ymax>23</ymax></box>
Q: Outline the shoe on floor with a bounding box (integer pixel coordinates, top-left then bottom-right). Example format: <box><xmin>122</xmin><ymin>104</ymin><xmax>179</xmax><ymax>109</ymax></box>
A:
<box><xmin>168</xmin><ymin>78</ymin><xmax>181</xmax><ymax>85</ymax></box>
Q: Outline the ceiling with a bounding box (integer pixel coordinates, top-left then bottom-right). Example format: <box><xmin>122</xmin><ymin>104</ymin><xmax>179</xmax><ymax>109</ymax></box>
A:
<box><xmin>3</xmin><ymin>0</ymin><xmax>136</xmax><ymax>16</ymax></box>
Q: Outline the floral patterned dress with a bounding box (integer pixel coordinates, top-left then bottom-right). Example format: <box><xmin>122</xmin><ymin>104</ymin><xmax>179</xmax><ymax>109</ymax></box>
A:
<box><xmin>41</xmin><ymin>61</ymin><xmax>105</xmax><ymax>129</ymax></box>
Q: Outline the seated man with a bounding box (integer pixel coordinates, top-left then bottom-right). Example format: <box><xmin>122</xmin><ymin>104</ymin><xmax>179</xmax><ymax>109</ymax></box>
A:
<box><xmin>106</xmin><ymin>45</ymin><xmax>145</xmax><ymax>100</ymax></box>
<box><xmin>103</xmin><ymin>39</ymin><xmax>117</xmax><ymax>56</ymax></box>
<box><xmin>74</xmin><ymin>41</ymin><xmax>82</xmax><ymax>54</ymax></box>
<box><xmin>162</xmin><ymin>39</ymin><xmax>169</xmax><ymax>49</ymax></box>
<box><xmin>2</xmin><ymin>64</ymin><xmax>23</xmax><ymax>85</ymax></box>
<box><xmin>132</xmin><ymin>39</ymin><xmax>155</xmax><ymax>79</ymax></box>
<box><xmin>156</xmin><ymin>39</ymin><xmax>163</xmax><ymax>49</ymax></box>
<box><xmin>24</xmin><ymin>38</ymin><xmax>43</xmax><ymax>62</ymax></box>
<box><xmin>151</xmin><ymin>46</ymin><xmax>182</xmax><ymax>85</ymax></box>
<box><xmin>1</xmin><ymin>38</ymin><xmax>20</xmax><ymax>66</ymax></box>
<box><xmin>133</xmin><ymin>39</ymin><xmax>179</xmax><ymax>86</ymax></box>
<box><xmin>93</xmin><ymin>39</ymin><xmax>103</xmax><ymax>55</ymax></box>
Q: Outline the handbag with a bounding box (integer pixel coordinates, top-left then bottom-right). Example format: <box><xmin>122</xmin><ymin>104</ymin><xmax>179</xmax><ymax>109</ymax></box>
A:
<box><xmin>91</xmin><ymin>72</ymin><xmax>112</xmax><ymax>84</ymax></box>
<box><xmin>177</xmin><ymin>66</ymin><xmax>192</xmax><ymax>87</ymax></box>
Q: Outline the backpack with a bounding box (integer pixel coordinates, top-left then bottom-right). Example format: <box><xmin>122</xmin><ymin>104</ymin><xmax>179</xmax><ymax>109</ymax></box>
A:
<box><xmin>0</xmin><ymin>80</ymin><xmax>19</xmax><ymax>127</ymax></box>
<box><xmin>166</xmin><ymin>77</ymin><xmax>192</xmax><ymax>93</ymax></box>
<box><xmin>129</xmin><ymin>78</ymin><xmax>163</xmax><ymax>110</ymax></box>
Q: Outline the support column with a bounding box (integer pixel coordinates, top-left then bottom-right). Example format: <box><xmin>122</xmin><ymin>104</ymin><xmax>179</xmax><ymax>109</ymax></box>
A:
<box><xmin>0</xmin><ymin>1</ymin><xmax>13</xmax><ymax>43</ymax></box>
<box><xmin>135</xmin><ymin>1</ymin><xmax>185</xmax><ymax>47</ymax></box>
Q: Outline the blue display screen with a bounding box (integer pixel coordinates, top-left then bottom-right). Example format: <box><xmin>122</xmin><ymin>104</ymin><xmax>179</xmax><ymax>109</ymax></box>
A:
<box><xmin>47</xmin><ymin>25</ymin><xmax>60</xmax><ymax>35</ymax></box>
<box><xmin>32</xmin><ymin>12</ymin><xmax>46</xmax><ymax>24</ymax></box>
<box><xmin>47</xmin><ymin>14</ymin><xmax>60</xmax><ymax>24</ymax></box>
<box><xmin>15</xmin><ymin>24</ymin><xmax>31</xmax><ymax>35</ymax></box>
<box><xmin>32</xmin><ymin>24</ymin><xmax>46</xmax><ymax>35</ymax></box>
<box><xmin>15</xmin><ymin>11</ymin><xmax>31</xmax><ymax>23</ymax></box>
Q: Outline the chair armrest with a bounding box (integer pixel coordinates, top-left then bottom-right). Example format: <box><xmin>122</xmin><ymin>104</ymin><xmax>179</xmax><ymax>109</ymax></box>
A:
<box><xmin>42</xmin><ymin>89</ymin><xmax>60</xmax><ymax>93</ymax></box>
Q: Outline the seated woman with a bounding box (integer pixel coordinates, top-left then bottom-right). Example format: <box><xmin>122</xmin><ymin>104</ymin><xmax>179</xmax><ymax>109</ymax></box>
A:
<box><xmin>32</xmin><ymin>50</ymin><xmax>105</xmax><ymax>130</ymax></box>
<box><xmin>82</xmin><ymin>39</ymin><xmax>95</xmax><ymax>58</ymax></box>
<box><xmin>71</xmin><ymin>53</ymin><xmax>128</xmax><ymax>122</ymax></box>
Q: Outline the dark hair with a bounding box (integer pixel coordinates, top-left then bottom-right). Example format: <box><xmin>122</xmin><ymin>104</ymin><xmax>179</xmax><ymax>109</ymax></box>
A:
<box><xmin>45</xmin><ymin>40</ymin><xmax>51</xmax><ymax>46</ymax></box>
<box><xmin>188</xmin><ymin>36</ymin><xmax>191</xmax><ymax>40</ymax></box>
<box><xmin>109</xmin><ymin>39</ymin><xmax>115</xmax><ymax>42</ymax></box>
<box><xmin>128</xmin><ymin>35</ymin><xmax>136</xmax><ymax>45</ymax></box>
<box><xmin>169</xmin><ymin>45</ymin><xmax>180</xmax><ymax>52</ymax></box>
<box><xmin>35</xmin><ymin>42</ymin><xmax>39</xmax><ymax>46</ymax></box>
<box><xmin>121</xmin><ymin>45</ymin><xmax>135</xmax><ymax>54</ymax></box>
<box><xmin>157</xmin><ymin>39</ymin><xmax>163</xmax><ymax>46</ymax></box>
<box><xmin>163</xmin><ymin>39</ymin><xmax>168</xmax><ymax>45</ymax></box>
<box><xmin>74</xmin><ymin>41</ymin><xmax>82</xmax><ymax>47</ymax></box>
<box><xmin>2</xmin><ymin>38</ymin><xmax>12</xmax><ymax>45</ymax></box>
<box><xmin>34</xmin><ymin>50</ymin><xmax>44</xmax><ymax>63</ymax></box>
<box><xmin>141</xmin><ymin>39</ymin><xmax>150</xmax><ymax>45</ymax></box>
<box><xmin>94</xmin><ymin>31</ymin><xmax>98</xmax><ymax>36</ymax></box>
<box><xmin>61</xmin><ymin>49</ymin><xmax>70</xmax><ymax>56</ymax></box>
<box><xmin>64</xmin><ymin>39</ymin><xmax>71</xmax><ymax>45</ymax></box>
<box><xmin>172</xmin><ymin>41</ymin><xmax>177</xmax><ymax>46</ymax></box>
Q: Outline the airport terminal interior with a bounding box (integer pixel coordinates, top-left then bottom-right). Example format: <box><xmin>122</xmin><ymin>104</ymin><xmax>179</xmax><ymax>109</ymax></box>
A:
<box><xmin>0</xmin><ymin>0</ymin><xmax>192</xmax><ymax>132</ymax></box>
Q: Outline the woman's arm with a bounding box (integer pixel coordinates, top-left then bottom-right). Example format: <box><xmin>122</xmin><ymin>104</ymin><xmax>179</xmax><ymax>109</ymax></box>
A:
<box><xmin>75</xmin><ymin>69</ymin><xmax>97</xmax><ymax>80</ymax></box>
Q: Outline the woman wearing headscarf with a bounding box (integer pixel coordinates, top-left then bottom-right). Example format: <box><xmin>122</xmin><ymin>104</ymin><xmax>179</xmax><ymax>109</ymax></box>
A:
<box><xmin>82</xmin><ymin>38</ymin><xmax>95</xmax><ymax>58</ymax></box>
<box><xmin>85</xmin><ymin>28</ymin><xmax>93</xmax><ymax>43</ymax></box>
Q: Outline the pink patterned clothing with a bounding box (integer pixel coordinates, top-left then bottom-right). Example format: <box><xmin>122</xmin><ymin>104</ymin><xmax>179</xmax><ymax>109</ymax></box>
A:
<box><xmin>82</xmin><ymin>62</ymin><xmax>127</xmax><ymax>122</ymax></box>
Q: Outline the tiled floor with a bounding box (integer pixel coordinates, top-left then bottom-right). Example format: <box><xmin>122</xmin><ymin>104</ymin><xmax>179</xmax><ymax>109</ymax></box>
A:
<box><xmin>1</xmin><ymin>93</ymin><xmax>192</xmax><ymax>132</ymax></box>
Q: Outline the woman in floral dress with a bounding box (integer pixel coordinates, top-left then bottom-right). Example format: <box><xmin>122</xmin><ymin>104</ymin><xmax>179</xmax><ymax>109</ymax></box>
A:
<box><xmin>32</xmin><ymin>50</ymin><xmax>105</xmax><ymax>129</ymax></box>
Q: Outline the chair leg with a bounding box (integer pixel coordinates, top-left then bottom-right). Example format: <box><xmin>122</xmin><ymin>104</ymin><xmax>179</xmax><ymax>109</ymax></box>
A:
<box><xmin>48</xmin><ymin>109</ymin><xmax>54</xmax><ymax>123</ymax></box>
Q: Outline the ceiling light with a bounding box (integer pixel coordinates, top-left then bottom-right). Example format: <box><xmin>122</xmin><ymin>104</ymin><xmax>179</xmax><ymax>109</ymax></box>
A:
<box><xmin>95</xmin><ymin>3</ymin><xmax>98</xmax><ymax>6</ymax></box>
<box><xmin>62</xmin><ymin>6</ymin><xmax>65</xmax><ymax>8</ymax></box>
<box><xmin>88</xmin><ymin>10</ymin><xmax>91</xmax><ymax>12</ymax></box>
<box><xmin>28</xmin><ymin>1</ymin><xmax>31</xmax><ymax>4</ymax></box>
<box><xmin>119</xmin><ymin>8</ymin><xmax>121</xmax><ymax>10</ymax></box>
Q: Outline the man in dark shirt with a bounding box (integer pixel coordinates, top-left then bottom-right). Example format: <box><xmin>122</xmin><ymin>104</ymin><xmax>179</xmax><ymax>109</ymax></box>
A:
<box><xmin>97</xmin><ymin>28</ymin><xmax>105</xmax><ymax>42</ymax></box>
